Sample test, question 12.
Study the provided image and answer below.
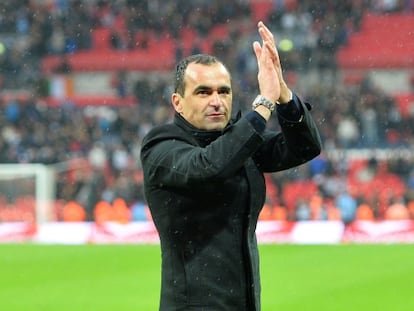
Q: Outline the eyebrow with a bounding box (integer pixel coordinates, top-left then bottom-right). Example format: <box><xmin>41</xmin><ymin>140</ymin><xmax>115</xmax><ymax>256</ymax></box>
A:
<box><xmin>193</xmin><ymin>85</ymin><xmax>231</xmax><ymax>94</ymax></box>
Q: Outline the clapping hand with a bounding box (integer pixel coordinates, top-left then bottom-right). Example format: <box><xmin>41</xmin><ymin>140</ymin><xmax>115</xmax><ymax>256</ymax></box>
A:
<box><xmin>253</xmin><ymin>21</ymin><xmax>291</xmax><ymax>104</ymax></box>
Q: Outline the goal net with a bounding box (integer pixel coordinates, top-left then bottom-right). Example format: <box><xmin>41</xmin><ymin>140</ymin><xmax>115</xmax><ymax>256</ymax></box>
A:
<box><xmin>0</xmin><ymin>164</ymin><xmax>56</xmax><ymax>223</ymax></box>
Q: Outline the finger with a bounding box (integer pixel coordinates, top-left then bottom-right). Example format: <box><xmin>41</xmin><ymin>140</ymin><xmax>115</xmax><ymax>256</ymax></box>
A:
<box><xmin>258</xmin><ymin>21</ymin><xmax>275</xmax><ymax>45</ymax></box>
<box><xmin>264</xmin><ymin>41</ymin><xmax>276</xmax><ymax>55</ymax></box>
<box><xmin>265</xmin><ymin>42</ymin><xmax>280</xmax><ymax>64</ymax></box>
<box><xmin>262</xmin><ymin>42</ymin><xmax>275</xmax><ymax>64</ymax></box>
<box><xmin>252</xmin><ymin>41</ymin><xmax>262</xmax><ymax>65</ymax></box>
<box><xmin>261</xmin><ymin>39</ymin><xmax>278</xmax><ymax>64</ymax></box>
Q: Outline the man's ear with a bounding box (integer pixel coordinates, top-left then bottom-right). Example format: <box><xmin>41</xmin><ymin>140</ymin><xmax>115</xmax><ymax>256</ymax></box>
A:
<box><xmin>171</xmin><ymin>93</ymin><xmax>183</xmax><ymax>113</ymax></box>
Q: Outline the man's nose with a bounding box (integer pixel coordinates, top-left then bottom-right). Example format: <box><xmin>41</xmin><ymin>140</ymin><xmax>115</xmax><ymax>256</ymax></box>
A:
<box><xmin>210</xmin><ymin>92</ymin><xmax>221</xmax><ymax>105</ymax></box>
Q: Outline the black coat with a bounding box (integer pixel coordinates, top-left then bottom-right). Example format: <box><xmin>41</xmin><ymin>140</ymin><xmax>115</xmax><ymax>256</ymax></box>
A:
<box><xmin>141</xmin><ymin>95</ymin><xmax>322</xmax><ymax>310</ymax></box>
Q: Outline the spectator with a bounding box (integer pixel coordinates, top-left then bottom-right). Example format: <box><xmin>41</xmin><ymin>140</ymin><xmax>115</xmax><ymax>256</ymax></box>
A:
<box><xmin>335</xmin><ymin>191</ymin><xmax>358</xmax><ymax>224</ymax></box>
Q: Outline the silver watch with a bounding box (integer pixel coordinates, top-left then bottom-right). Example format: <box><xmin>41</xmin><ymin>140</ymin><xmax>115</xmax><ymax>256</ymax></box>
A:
<box><xmin>252</xmin><ymin>95</ymin><xmax>276</xmax><ymax>112</ymax></box>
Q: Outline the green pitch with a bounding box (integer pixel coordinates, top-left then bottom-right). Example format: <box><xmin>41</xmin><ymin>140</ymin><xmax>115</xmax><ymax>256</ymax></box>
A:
<box><xmin>1</xmin><ymin>243</ymin><xmax>413</xmax><ymax>311</ymax></box>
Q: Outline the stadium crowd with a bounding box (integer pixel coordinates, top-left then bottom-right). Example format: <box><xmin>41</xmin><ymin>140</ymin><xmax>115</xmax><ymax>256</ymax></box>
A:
<box><xmin>0</xmin><ymin>0</ymin><xmax>414</xmax><ymax>223</ymax></box>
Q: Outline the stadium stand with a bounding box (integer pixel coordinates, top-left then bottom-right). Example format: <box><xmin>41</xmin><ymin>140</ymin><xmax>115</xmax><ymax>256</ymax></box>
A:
<box><xmin>0</xmin><ymin>0</ymin><xmax>413</xmax><ymax>223</ymax></box>
<box><xmin>337</xmin><ymin>13</ymin><xmax>414</xmax><ymax>68</ymax></box>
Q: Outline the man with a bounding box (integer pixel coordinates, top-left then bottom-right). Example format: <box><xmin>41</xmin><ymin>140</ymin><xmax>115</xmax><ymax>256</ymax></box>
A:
<box><xmin>140</xmin><ymin>21</ymin><xmax>322</xmax><ymax>311</ymax></box>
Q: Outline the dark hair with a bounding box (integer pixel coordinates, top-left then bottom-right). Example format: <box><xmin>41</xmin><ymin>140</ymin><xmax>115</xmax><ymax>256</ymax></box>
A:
<box><xmin>174</xmin><ymin>54</ymin><xmax>229</xmax><ymax>96</ymax></box>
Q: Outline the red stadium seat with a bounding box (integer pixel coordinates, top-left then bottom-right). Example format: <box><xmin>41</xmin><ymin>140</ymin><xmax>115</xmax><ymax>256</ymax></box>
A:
<box><xmin>337</xmin><ymin>13</ymin><xmax>414</xmax><ymax>68</ymax></box>
<box><xmin>92</xmin><ymin>27</ymin><xmax>112</xmax><ymax>50</ymax></box>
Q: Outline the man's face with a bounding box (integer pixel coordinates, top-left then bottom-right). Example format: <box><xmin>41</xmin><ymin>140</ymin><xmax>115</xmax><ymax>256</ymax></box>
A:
<box><xmin>172</xmin><ymin>62</ymin><xmax>232</xmax><ymax>131</ymax></box>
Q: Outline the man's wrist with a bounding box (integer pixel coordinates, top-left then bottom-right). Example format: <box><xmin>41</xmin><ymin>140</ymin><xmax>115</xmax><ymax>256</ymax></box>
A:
<box><xmin>277</xmin><ymin>89</ymin><xmax>293</xmax><ymax>105</ymax></box>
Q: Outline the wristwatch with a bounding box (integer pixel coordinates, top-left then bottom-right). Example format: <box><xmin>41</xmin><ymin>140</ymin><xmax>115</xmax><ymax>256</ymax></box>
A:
<box><xmin>252</xmin><ymin>95</ymin><xmax>276</xmax><ymax>112</ymax></box>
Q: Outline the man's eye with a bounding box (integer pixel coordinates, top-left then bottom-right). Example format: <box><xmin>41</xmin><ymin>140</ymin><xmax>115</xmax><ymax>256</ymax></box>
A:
<box><xmin>219</xmin><ymin>89</ymin><xmax>231</xmax><ymax>94</ymax></box>
<box><xmin>198</xmin><ymin>90</ymin><xmax>210</xmax><ymax>95</ymax></box>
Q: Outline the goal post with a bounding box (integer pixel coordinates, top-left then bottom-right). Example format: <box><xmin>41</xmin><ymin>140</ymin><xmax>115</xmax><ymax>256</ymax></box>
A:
<box><xmin>0</xmin><ymin>164</ymin><xmax>56</xmax><ymax>223</ymax></box>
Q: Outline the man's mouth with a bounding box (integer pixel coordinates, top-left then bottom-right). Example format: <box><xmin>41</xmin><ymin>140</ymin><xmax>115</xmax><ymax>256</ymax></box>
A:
<box><xmin>207</xmin><ymin>112</ymin><xmax>224</xmax><ymax>117</ymax></box>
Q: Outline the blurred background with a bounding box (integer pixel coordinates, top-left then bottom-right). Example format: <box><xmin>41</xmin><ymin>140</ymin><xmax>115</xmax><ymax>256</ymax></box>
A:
<box><xmin>0</xmin><ymin>0</ymin><xmax>413</xmax><ymax>232</ymax></box>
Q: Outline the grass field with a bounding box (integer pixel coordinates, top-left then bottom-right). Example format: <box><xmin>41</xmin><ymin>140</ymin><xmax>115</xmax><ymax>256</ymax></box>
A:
<box><xmin>1</xmin><ymin>244</ymin><xmax>414</xmax><ymax>311</ymax></box>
